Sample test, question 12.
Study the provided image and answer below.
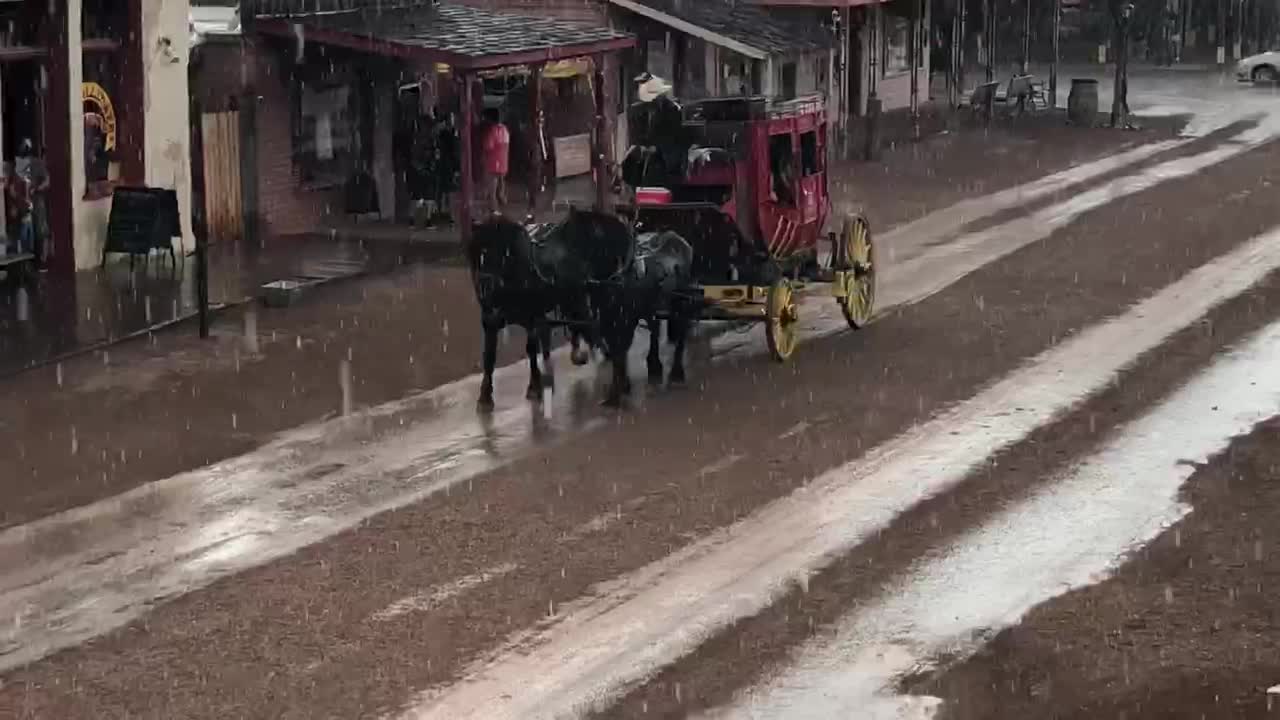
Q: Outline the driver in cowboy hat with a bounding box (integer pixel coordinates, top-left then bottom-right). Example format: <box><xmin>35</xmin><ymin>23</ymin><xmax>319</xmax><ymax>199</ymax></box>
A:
<box><xmin>634</xmin><ymin>71</ymin><xmax>673</xmax><ymax>104</ymax></box>
<box><xmin>626</xmin><ymin>73</ymin><xmax>686</xmax><ymax>185</ymax></box>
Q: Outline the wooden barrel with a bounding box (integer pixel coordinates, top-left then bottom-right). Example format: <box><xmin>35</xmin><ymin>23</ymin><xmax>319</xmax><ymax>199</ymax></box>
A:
<box><xmin>1067</xmin><ymin>79</ymin><xmax>1099</xmax><ymax>126</ymax></box>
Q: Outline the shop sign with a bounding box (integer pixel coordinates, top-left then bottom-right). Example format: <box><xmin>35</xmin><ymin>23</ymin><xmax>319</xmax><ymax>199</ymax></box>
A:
<box><xmin>82</xmin><ymin>82</ymin><xmax>117</xmax><ymax>152</ymax></box>
<box><xmin>553</xmin><ymin>133</ymin><xmax>591</xmax><ymax>178</ymax></box>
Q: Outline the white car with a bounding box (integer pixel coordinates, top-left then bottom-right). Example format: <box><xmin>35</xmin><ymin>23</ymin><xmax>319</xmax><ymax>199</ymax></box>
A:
<box><xmin>1236</xmin><ymin>51</ymin><xmax>1280</xmax><ymax>83</ymax></box>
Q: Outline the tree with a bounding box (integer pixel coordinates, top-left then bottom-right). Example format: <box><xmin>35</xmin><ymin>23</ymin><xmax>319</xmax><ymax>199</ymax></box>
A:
<box><xmin>1109</xmin><ymin>0</ymin><xmax>1136</xmax><ymax>129</ymax></box>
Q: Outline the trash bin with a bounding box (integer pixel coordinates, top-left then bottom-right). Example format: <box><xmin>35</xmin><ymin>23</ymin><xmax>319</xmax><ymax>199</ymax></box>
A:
<box><xmin>1067</xmin><ymin>79</ymin><xmax>1099</xmax><ymax>126</ymax></box>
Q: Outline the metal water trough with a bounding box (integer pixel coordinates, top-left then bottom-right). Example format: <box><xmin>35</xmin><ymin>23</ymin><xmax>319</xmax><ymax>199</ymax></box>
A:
<box><xmin>259</xmin><ymin>258</ymin><xmax>367</xmax><ymax>308</ymax></box>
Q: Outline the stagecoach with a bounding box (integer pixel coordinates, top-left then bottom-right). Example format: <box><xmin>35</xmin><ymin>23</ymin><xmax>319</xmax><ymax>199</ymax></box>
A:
<box><xmin>620</xmin><ymin>92</ymin><xmax>877</xmax><ymax>362</ymax></box>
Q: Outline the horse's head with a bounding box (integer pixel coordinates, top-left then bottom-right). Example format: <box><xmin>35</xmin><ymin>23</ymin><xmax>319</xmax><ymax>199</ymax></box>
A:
<box><xmin>559</xmin><ymin>209</ymin><xmax>637</xmax><ymax>284</ymax></box>
<box><xmin>468</xmin><ymin>217</ymin><xmax>536</xmax><ymax>301</ymax></box>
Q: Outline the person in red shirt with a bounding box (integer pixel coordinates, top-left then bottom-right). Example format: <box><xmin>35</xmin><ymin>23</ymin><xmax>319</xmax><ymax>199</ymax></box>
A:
<box><xmin>479</xmin><ymin>108</ymin><xmax>510</xmax><ymax>217</ymax></box>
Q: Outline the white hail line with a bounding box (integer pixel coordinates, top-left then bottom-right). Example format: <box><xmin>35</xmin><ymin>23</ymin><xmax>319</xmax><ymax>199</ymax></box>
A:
<box><xmin>705</xmin><ymin>318</ymin><xmax>1280</xmax><ymax>719</ymax></box>
<box><xmin>698</xmin><ymin>454</ymin><xmax>746</xmax><ymax>478</ymax></box>
<box><xmin>400</xmin><ymin>227</ymin><xmax>1280</xmax><ymax>720</ymax></box>
<box><xmin>371</xmin><ymin>563</ymin><xmax>520</xmax><ymax>623</ymax></box>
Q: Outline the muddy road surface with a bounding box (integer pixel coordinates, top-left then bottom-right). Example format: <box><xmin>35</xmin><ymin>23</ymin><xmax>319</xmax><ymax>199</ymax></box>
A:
<box><xmin>3</xmin><ymin>76</ymin><xmax>1280</xmax><ymax>720</ymax></box>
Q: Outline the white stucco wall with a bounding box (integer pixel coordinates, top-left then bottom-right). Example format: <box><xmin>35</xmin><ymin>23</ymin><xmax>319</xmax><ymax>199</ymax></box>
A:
<box><xmin>73</xmin><ymin>0</ymin><xmax>194</xmax><ymax>270</ymax></box>
<box><xmin>141</xmin><ymin>0</ymin><xmax>194</xmax><ymax>256</ymax></box>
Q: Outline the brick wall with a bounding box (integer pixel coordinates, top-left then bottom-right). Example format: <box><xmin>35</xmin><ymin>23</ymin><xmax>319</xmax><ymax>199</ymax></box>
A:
<box><xmin>250</xmin><ymin>41</ymin><xmax>343</xmax><ymax>239</ymax></box>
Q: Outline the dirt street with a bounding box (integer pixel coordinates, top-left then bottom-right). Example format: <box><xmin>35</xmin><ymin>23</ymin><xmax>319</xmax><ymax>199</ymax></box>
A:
<box><xmin>3</xmin><ymin>77</ymin><xmax>1280</xmax><ymax>720</ymax></box>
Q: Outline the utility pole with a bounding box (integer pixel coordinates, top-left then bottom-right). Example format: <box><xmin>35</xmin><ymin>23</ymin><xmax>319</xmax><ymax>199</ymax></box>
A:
<box><xmin>1110</xmin><ymin>1</ymin><xmax>1134</xmax><ymax>129</ymax></box>
<box><xmin>1051</xmin><ymin>0</ymin><xmax>1061</xmax><ymax>107</ymax></box>
<box><xmin>949</xmin><ymin>0</ymin><xmax>961</xmax><ymax>107</ymax></box>
<box><xmin>983</xmin><ymin>0</ymin><xmax>994</xmax><ymax>81</ymax></box>
<box><xmin>909</xmin><ymin>0</ymin><xmax>921</xmax><ymax>139</ymax></box>
<box><xmin>1021</xmin><ymin>0</ymin><xmax>1032</xmax><ymax>75</ymax></box>
<box><xmin>958</xmin><ymin>0</ymin><xmax>968</xmax><ymax>102</ymax></box>
<box><xmin>1217</xmin><ymin>0</ymin><xmax>1227</xmax><ymax>65</ymax></box>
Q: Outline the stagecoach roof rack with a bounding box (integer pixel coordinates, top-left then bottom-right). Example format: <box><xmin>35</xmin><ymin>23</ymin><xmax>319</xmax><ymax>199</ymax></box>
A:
<box><xmin>767</xmin><ymin>94</ymin><xmax>826</xmax><ymax>119</ymax></box>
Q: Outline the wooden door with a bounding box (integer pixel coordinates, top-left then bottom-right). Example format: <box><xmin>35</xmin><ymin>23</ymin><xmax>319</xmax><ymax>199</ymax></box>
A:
<box><xmin>201</xmin><ymin>110</ymin><xmax>243</xmax><ymax>244</ymax></box>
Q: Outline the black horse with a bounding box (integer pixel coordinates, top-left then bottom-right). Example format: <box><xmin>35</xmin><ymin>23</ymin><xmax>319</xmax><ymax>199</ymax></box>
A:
<box><xmin>594</xmin><ymin>229</ymin><xmax>698</xmax><ymax>406</ymax></box>
<box><xmin>466</xmin><ymin>211</ymin><xmax>635</xmax><ymax>411</ymax></box>
<box><xmin>466</xmin><ymin>217</ymin><xmax>556</xmax><ymax>412</ymax></box>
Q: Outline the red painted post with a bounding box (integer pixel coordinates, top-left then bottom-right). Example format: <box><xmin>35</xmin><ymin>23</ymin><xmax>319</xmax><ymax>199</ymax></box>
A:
<box><xmin>528</xmin><ymin>63</ymin><xmax>543</xmax><ymax>216</ymax></box>
<box><xmin>42</xmin><ymin>0</ymin><xmax>75</xmax><ymax>273</ymax></box>
<box><xmin>592</xmin><ymin>55</ymin><xmax>608</xmax><ymax>212</ymax></box>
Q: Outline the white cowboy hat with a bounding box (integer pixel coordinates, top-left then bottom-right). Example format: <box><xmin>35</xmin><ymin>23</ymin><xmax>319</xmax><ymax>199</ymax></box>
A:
<box><xmin>636</xmin><ymin>74</ymin><xmax>672</xmax><ymax>103</ymax></box>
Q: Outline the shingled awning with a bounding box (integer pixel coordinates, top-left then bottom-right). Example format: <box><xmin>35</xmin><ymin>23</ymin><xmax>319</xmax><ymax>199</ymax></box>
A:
<box><xmin>607</xmin><ymin>0</ymin><xmax>834</xmax><ymax>61</ymax></box>
<box><xmin>254</xmin><ymin>1</ymin><xmax>635</xmax><ymax>70</ymax></box>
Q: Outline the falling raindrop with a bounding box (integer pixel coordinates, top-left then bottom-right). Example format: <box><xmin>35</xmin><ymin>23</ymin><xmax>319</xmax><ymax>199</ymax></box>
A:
<box><xmin>340</xmin><ymin>360</ymin><xmax>353</xmax><ymax>416</ymax></box>
<box><xmin>232</xmin><ymin>413</ymin><xmax>238</xmax><ymax>430</ymax></box>
<box><xmin>70</xmin><ymin>426</ymin><xmax>78</xmax><ymax>455</ymax></box>
<box><xmin>1164</xmin><ymin>585</ymin><xmax>1174</xmax><ymax>604</ymax></box>
<box><xmin>55</xmin><ymin>363</ymin><xmax>63</xmax><ymax>387</ymax></box>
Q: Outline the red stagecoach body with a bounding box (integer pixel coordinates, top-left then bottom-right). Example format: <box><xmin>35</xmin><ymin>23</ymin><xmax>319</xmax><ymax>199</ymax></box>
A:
<box><xmin>622</xmin><ymin>92</ymin><xmax>874</xmax><ymax>362</ymax></box>
<box><xmin>628</xmin><ymin>94</ymin><xmax>832</xmax><ymax>284</ymax></box>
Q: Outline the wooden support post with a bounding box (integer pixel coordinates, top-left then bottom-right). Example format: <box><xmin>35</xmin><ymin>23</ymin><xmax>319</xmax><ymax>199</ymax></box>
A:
<box><xmin>592</xmin><ymin>56</ymin><xmax>609</xmax><ymax>213</ymax></box>
<box><xmin>459</xmin><ymin>73</ymin><xmax>475</xmax><ymax>243</ymax></box>
<box><xmin>190</xmin><ymin>46</ymin><xmax>210</xmax><ymax>338</ymax></box>
<box><xmin>42</xmin><ymin>0</ymin><xmax>74</xmax><ymax>274</ymax></box>
<box><xmin>528</xmin><ymin>63</ymin><xmax>544</xmax><ymax>216</ymax></box>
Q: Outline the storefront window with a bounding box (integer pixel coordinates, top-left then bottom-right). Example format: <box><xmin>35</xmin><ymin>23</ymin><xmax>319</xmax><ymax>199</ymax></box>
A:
<box><xmin>292</xmin><ymin>60</ymin><xmax>369</xmax><ymax>186</ymax></box>
<box><xmin>82</xmin><ymin>0</ymin><xmax>126</xmax><ymax>196</ymax></box>
<box><xmin>82</xmin><ymin>54</ymin><xmax>118</xmax><ymax>187</ymax></box>
<box><xmin>882</xmin><ymin>14</ymin><xmax>911</xmax><ymax>76</ymax></box>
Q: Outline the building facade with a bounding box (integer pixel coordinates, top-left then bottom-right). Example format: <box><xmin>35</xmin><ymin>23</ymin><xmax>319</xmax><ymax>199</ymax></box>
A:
<box><xmin>0</xmin><ymin>0</ymin><xmax>192</xmax><ymax>273</ymax></box>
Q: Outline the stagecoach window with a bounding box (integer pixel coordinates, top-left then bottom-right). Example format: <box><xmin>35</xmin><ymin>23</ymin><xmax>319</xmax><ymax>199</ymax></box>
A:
<box><xmin>769</xmin><ymin>134</ymin><xmax>796</xmax><ymax>206</ymax></box>
<box><xmin>800</xmin><ymin>131</ymin><xmax>819</xmax><ymax>176</ymax></box>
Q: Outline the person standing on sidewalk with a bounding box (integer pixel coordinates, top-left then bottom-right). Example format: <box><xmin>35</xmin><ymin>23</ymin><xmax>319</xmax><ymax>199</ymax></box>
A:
<box><xmin>479</xmin><ymin>107</ymin><xmax>510</xmax><ymax>217</ymax></box>
<box><xmin>15</xmin><ymin>139</ymin><xmax>50</xmax><ymax>270</ymax></box>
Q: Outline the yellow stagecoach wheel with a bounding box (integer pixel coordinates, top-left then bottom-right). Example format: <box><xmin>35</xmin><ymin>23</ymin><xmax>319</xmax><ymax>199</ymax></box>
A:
<box><xmin>838</xmin><ymin>214</ymin><xmax>877</xmax><ymax>329</ymax></box>
<box><xmin>766</xmin><ymin>278</ymin><xmax>800</xmax><ymax>362</ymax></box>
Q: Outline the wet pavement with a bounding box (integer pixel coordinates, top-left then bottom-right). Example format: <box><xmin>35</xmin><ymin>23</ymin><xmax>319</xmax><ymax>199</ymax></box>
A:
<box><xmin>4</xmin><ymin>69</ymin><xmax>1280</xmax><ymax>719</ymax></box>
<box><xmin>0</xmin><ymin>234</ymin><xmax>460</xmax><ymax>378</ymax></box>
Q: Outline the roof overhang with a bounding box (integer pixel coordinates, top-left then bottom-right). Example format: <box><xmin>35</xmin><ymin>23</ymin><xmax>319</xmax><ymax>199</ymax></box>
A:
<box><xmin>740</xmin><ymin>0</ymin><xmax>888</xmax><ymax>6</ymax></box>
<box><xmin>253</xmin><ymin>16</ymin><xmax>634</xmax><ymax>71</ymax></box>
<box><xmin>606</xmin><ymin>0</ymin><xmax>768</xmax><ymax>60</ymax></box>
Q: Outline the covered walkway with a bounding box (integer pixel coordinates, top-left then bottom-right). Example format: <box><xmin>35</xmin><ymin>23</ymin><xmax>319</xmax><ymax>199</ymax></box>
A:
<box><xmin>253</xmin><ymin>1</ymin><xmax>636</xmax><ymax>243</ymax></box>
